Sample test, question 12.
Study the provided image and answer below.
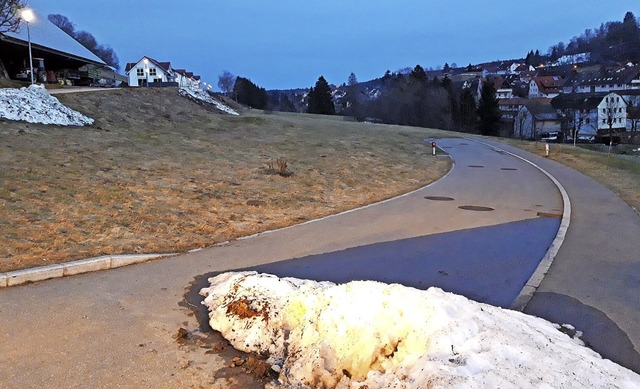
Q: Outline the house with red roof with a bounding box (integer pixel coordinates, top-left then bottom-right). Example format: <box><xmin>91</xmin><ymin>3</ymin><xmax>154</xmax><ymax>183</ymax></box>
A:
<box><xmin>528</xmin><ymin>76</ymin><xmax>563</xmax><ymax>98</ymax></box>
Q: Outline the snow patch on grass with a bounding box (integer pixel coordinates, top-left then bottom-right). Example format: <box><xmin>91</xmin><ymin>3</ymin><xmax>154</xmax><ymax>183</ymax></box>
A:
<box><xmin>201</xmin><ymin>272</ymin><xmax>640</xmax><ymax>388</ymax></box>
<box><xmin>0</xmin><ymin>84</ymin><xmax>93</xmax><ymax>126</ymax></box>
<box><xmin>178</xmin><ymin>87</ymin><xmax>239</xmax><ymax>115</ymax></box>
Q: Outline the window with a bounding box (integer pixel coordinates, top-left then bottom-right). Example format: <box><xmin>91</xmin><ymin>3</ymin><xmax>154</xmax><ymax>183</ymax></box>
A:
<box><xmin>136</xmin><ymin>68</ymin><xmax>144</xmax><ymax>76</ymax></box>
<box><xmin>603</xmin><ymin>119</ymin><xmax>607</xmax><ymax>124</ymax></box>
<box><xmin>586</xmin><ymin>118</ymin><xmax>590</xmax><ymax>124</ymax></box>
<box><xmin>149</xmin><ymin>68</ymin><xmax>157</xmax><ymax>76</ymax></box>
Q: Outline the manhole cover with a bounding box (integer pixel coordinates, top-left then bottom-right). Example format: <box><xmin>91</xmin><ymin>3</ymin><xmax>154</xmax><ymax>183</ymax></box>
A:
<box><xmin>468</xmin><ymin>165</ymin><xmax>484</xmax><ymax>168</ymax></box>
<box><xmin>501</xmin><ymin>167</ymin><xmax>518</xmax><ymax>171</ymax></box>
<box><xmin>459</xmin><ymin>205</ymin><xmax>494</xmax><ymax>211</ymax></box>
<box><xmin>425</xmin><ymin>196</ymin><xmax>455</xmax><ymax>201</ymax></box>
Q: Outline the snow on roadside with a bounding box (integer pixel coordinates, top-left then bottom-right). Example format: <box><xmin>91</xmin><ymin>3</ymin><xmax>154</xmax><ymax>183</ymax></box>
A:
<box><xmin>201</xmin><ymin>272</ymin><xmax>640</xmax><ymax>389</ymax></box>
<box><xmin>178</xmin><ymin>87</ymin><xmax>239</xmax><ymax>115</ymax></box>
<box><xmin>0</xmin><ymin>84</ymin><xmax>94</xmax><ymax>126</ymax></box>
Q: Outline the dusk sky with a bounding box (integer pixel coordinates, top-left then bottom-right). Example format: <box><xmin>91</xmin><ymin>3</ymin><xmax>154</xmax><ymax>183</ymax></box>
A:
<box><xmin>26</xmin><ymin>1</ymin><xmax>640</xmax><ymax>90</ymax></box>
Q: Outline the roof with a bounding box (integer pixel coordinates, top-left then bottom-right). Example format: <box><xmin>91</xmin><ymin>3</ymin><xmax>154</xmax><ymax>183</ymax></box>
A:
<box><xmin>551</xmin><ymin>93</ymin><xmax>610</xmax><ymax>110</ymax></box>
<box><xmin>0</xmin><ymin>11</ymin><xmax>105</xmax><ymax>65</ymax></box>
<box><xmin>124</xmin><ymin>57</ymin><xmax>172</xmax><ymax>74</ymax></box>
<box><xmin>499</xmin><ymin>98</ymin><xmax>551</xmax><ymax>106</ymax></box>
<box><xmin>524</xmin><ymin>104</ymin><xmax>561</xmax><ymax>121</ymax></box>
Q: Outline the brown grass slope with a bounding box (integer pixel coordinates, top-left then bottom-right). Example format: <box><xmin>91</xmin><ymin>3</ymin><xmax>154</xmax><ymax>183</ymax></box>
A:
<box><xmin>0</xmin><ymin>87</ymin><xmax>451</xmax><ymax>272</ymax></box>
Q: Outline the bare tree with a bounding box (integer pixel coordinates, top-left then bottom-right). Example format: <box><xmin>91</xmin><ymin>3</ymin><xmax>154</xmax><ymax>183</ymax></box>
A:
<box><xmin>601</xmin><ymin>94</ymin><xmax>626</xmax><ymax>151</ymax></box>
<box><xmin>0</xmin><ymin>0</ymin><xmax>26</xmax><ymax>33</ymax></box>
<box><xmin>217</xmin><ymin>70</ymin><xmax>236</xmax><ymax>97</ymax></box>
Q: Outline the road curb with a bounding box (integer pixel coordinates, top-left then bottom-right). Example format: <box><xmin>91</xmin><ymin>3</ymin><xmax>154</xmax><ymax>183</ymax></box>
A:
<box><xmin>0</xmin><ymin>253</ymin><xmax>176</xmax><ymax>288</ymax></box>
<box><xmin>469</xmin><ymin>139</ymin><xmax>572</xmax><ymax>311</ymax></box>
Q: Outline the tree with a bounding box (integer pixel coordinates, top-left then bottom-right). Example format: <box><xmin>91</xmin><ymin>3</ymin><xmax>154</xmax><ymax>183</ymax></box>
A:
<box><xmin>307</xmin><ymin>76</ymin><xmax>335</xmax><ymax>115</ymax></box>
<box><xmin>459</xmin><ymin>88</ymin><xmax>477</xmax><ymax>131</ymax></box>
<box><xmin>0</xmin><ymin>0</ymin><xmax>25</xmax><ymax>33</ymax></box>
<box><xmin>343</xmin><ymin>72</ymin><xmax>363</xmax><ymax>120</ymax></box>
<box><xmin>217</xmin><ymin>70</ymin><xmax>236</xmax><ymax>97</ymax></box>
<box><xmin>47</xmin><ymin>14</ymin><xmax>74</xmax><ymax>35</ymax></box>
<box><xmin>477</xmin><ymin>80</ymin><xmax>501</xmax><ymax>136</ymax></box>
<box><xmin>233</xmin><ymin>76</ymin><xmax>267</xmax><ymax>109</ymax></box>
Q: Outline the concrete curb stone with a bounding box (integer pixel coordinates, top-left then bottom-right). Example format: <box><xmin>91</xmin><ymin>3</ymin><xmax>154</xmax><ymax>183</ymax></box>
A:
<box><xmin>0</xmin><ymin>253</ymin><xmax>176</xmax><ymax>288</ymax></box>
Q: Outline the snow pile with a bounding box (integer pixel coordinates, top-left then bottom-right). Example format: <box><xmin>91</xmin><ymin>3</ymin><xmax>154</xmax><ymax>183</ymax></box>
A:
<box><xmin>178</xmin><ymin>87</ymin><xmax>239</xmax><ymax>115</ymax></box>
<box><xmin>0</xmin><ymin>84</ymin><xmax>93</xmax><ymax>126</ymax></box>
<box><xmin>201</xmin><ymin>272</ymin><xmax>640</xmax><ymax>389</ymax></box>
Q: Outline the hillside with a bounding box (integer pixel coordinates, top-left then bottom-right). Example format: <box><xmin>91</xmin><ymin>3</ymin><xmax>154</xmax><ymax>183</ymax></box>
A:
<box><xmin>0</xmin><ymin>87</ymin><xmax>451</xmax><ymax>271</ymax></box>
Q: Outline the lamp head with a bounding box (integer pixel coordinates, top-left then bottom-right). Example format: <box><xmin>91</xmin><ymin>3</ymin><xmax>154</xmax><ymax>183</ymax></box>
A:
<box><xmin>21</xmin><ymin>8</ymin><xmax>35</xmax><ymax>23</ymax></box>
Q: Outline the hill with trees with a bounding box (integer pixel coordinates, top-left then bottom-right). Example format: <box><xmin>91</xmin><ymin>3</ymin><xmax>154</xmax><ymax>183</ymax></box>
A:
<box><xmin>547</xmin><ymin>11</ymin><xmax>640</xmax><ymax>63</ymax></box>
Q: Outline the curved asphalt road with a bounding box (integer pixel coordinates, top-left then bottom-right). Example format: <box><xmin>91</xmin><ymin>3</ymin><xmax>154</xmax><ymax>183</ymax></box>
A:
<box><xmin>1</xmin><ymin>138</ymin><xmax>631</xmax><ymax>388</ymax></box>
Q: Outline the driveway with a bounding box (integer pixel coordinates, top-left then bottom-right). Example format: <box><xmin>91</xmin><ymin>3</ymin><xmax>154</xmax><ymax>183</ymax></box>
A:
<box><xmin>0</xmin><ymin>138</ymin><xmax>580</xmax><ymax>388</ymax></box>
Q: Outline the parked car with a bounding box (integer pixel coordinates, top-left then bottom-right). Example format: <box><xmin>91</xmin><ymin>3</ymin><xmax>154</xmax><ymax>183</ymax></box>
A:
<box><xmin>540</xmin><ymin>132</ymin><xmax>561</xmax><ymax>143</ymax></box>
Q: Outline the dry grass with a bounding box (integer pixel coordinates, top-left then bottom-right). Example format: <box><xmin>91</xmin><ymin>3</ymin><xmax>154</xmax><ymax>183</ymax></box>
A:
<box><xmin>0</xmin><ymin>87</ymin><xmax>452</xmax><ymax>272</ymax></box>
<box><xmin>498</xmin><ymin>139</ymin><xmax>640</xmax><ymax>213</ymax></box>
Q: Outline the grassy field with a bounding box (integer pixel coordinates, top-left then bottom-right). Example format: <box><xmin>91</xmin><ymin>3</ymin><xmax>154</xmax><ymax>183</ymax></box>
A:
<box><xmin>499</xmin><ymin>139</ymin><xmax>640</xmax><ymax>213</ymax></box>
<box><xmin>0</xmin><ymin>87</ymin><xmax>452</xmax><ymax>272</ymax></box>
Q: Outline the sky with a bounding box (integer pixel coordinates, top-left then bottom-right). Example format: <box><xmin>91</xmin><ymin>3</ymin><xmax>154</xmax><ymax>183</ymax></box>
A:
<box><xmin>25</xmin><ymin>0</ymin><xmax>640</xmax><ymax>91</ymax></box>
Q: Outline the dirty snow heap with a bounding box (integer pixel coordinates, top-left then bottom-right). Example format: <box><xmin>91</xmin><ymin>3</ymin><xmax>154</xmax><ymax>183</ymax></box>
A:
<box><xmin>0</xmin><ymin>84</ymin><xmax>93</xmax><ymax>126</ymax></box>
<box><xmin>201</xmin><ymin>272</ymin><xmax>640</xmax><ymax>389</ymax></box>
<box><xmin>178</xmin><ymin>87</ymin><xmax>239</xmax><ymax>115</ymax></box>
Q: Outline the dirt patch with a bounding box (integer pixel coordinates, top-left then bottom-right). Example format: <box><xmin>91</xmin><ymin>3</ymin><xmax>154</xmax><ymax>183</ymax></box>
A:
<box><xmin>0</xmin><ymin>87</ymin><xmax>452</xmax><ymax>272</ymax></box>
<box><xmin>226</xmin><ymin>298</ymin><xmax>269</xmax><ymax>323</ymax></box>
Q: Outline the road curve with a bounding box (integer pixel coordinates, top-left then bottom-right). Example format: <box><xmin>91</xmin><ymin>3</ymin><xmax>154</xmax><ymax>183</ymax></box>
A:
<box><xmin>0</xmin><ymin>139</ymin><xmax>566</xmax><ymax>387</ymax></box>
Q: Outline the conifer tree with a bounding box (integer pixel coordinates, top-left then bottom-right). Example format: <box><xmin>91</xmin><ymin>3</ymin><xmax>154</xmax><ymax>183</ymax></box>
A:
<box><xmin>477</xmin><ymin>80</ymin><xmax>501</xmax><ymax>136</ymax></box>
<box><xmin>308</xmin><ymin>76</ymin><xmax>335</xmax><ymax>115</ymax></box>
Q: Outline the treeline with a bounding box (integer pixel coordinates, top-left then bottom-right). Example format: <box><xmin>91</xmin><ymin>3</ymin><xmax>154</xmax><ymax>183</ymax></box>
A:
<box><xmin>548</xmin><ymin>11</ymin><xmax>640</xmax><ymax>63</ymax></box>
<box><xmin>358</xmin><ymin>66</ymin><xmax>478</xmax><ymax>132</ymax></box>
<box><xmin>47</xmin><ymin>14</ymin><xmax>120</xmax><ymax>70</ymax></box>
<box><xmin>233</xmin><ymin>76</ymin><xmax>267</xmax><ymax>109</ymax></box>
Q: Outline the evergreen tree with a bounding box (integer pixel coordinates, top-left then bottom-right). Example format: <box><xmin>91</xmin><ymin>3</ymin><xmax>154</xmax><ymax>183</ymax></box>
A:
<box><xmin>477</xmin><ymin>80</ymin><xmax>501</xmax><ymax>136</ymax></box>
<box><xmin>308</xmin><ymin>76</ymin><xmax>335</xmax><ymax>115</ymax></box>
<box><xmin>233</xmin><ymin>76</ymin><xmax>267</xmax><ymax>109</ymax></box>
<box><xmin>459</xmin><ymin>88</ymin><xmax>477</xmax><ymax>130</ymax></box>
<box><xmin>410</xmin><ymin>65</ymin><xmax>427</xmax><ymax>81</ymax></box>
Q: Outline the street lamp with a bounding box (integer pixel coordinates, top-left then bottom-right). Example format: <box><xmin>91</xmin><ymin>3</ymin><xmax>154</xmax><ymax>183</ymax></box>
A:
<box><xmin>20</xmin><ymin>8</ymin><xmax>35</xmax><ymax>85</ymax></box>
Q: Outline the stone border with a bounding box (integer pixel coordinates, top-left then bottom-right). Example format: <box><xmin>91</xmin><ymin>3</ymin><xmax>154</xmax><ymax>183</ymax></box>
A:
<box><xmin>469</xmin><ymin>139</ymin><xmax>572</xmax><ymax>311</ymax></box>
<box><xmin>0</xmin><ymin>254</ymin><xmax>176</xmax><ymax>288</ymax></box>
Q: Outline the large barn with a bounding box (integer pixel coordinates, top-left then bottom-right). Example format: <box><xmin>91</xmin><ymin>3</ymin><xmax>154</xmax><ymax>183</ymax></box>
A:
<box><xmin>0</xmin><ymin>10</ymin><xmax>123</xmax><ymax>85</ymax></box>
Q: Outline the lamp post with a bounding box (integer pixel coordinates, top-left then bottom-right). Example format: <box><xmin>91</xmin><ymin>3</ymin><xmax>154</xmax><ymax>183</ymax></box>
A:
<box><xmin>20</xmin><ymin>8</ymin><xmax>35</xmax><ymax>85</ymax></box>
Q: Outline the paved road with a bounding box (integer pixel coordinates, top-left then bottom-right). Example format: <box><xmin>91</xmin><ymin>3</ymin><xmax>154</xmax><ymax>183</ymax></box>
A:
<box><xmin>482</xmin><ymin>140</ymin><xmax>640</xmax><ymax>373</ymax></box>
<box><xmin>0</xmin><ymin>138</ymin><xmax>600</xmax><ymax>388</ymax></box>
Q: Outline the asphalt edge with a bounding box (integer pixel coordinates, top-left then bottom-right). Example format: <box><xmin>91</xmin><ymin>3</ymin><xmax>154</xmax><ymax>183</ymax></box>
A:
<box><xmin>0</xmin><ymin>253</ymin><xmax>177</xmax><ymax>288</ymax></box>
<box><xmin>1</xmin><ymin>149</ymin><xmax>454</xmax><ymax>289</ymax></box>
<box><xmin>469</xmin><ymin>139</ymin><xmax>572</xmax><ymax>311</ymax></box>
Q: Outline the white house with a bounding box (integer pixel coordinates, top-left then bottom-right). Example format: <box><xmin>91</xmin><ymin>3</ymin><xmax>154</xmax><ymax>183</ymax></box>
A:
<box><xmin>124</xmin><ymin>56</ymin><xmax>172</xmax><ymax>87</ymax></box>
<box><xmin>528</xmin><ymin>76</ymin><xmax>562</xmax><ymax>98</ymax></box>
<box><xmin>551</xmin><ymin>92</ymin><xmax>627</xmax><ymax>142</ymax></box>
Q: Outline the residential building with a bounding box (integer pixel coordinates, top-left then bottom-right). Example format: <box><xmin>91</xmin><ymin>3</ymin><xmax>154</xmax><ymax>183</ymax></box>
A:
<box><xmin>529</xmin><ymin>76</ymin><xmax>563</xmax><ymax>98</ymax></box>
<box><xmin>124</xmin><ymin>57</ymin><xmax>172</xmax><ymax>87</ymax></box>
<box><xmin>551</xmin><ymin>92</ymin><xmax>627</xmax><ymax>142</ymax></box>
<box><xmin>513</xmin><ymin>104</ymin><xmax>562</xmax><ymax>140</ymax></box>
